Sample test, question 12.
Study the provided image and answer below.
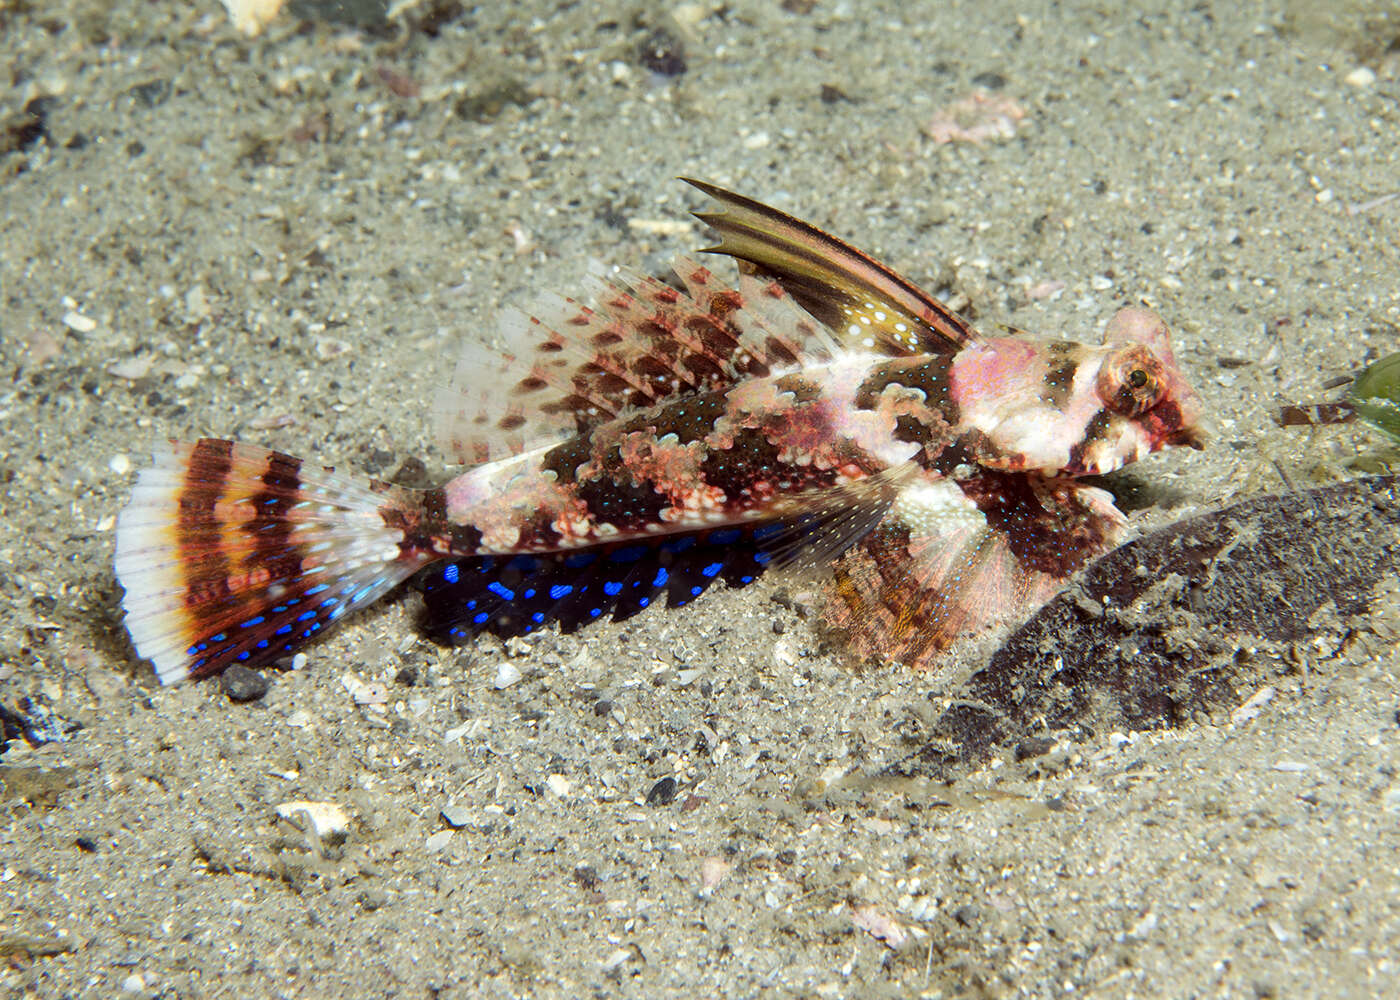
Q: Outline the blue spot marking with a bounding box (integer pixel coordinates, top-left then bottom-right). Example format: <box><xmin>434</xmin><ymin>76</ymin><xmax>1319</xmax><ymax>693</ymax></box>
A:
<box><xmin>690</xmin><ymin>586</ymin><xmax>703</xmax><ymax>597</ymax></box>
<box><xmin>550</xmin><ymin>583</ymin><xmax>573</xmax><ymax>600</ymax></box>
<box><xmin>352</xmin><ymin>584</ymin><xmax>376</xmax><ymax>604</ymax></box>
<box><xmin>211</xmin><ymin>632</ymin><xmax>227</xmax><ymax>642</ymax></box>
<box><xmin>192</xmin><ymin>658</ymin><xmax>207</xmax><ymax>671</ymax></box>
<box><xmin>275</xmin><ymin>625</ymin><xmax>293</xmax><ymax>636</ymax></box>
<box><xmin>754</xmin><ymin>522</ymin><xmax>786</xmax><ymax>541</ymax></box>
<box><xmin>237</xmin><ymin>651</ymin><xmax>250</xmax><ymax>661</ymax></box>
<box><xmin>320</xmin><ymin>598</ymin><xmax>339</xmax><ymax>609</ymax></box>
<box><xmin>608</xmin><ymin>545</ymin><xmax>647</xmax><ymax>563</ymax></box>
<box><xmin>652</xmin><ymin>567</ymin><xmax>669</xmax><ymax>587</ymax></box>
<box><xmin>473</xmin><ymin>611</ymin><xmax>490</xmax><ymax>625</ymax></box>
<box><xmin>256</xmin><ymin>640</ymin><xmax>269</xmax><ymax>649</ymax></box>
<box><xmin>271</xmin><ymin>605</ymin><xmax>287</xmax><ymax>614</ymax></box>
<box><xmin>241</xmin><ymin>615</ymin><xmax>266</xmax><ymax>628</ymax></box>
<box><xmin>443</xmin><ymin>564</ymin><xmax>460</xmax><ymax>584</ymax></box>
<box><xmin>523</xmin><ymin>588</ymin><xmax>536</xmax><ymax>599</ymax></box>
<box><xmin>306</xmin><ymin>583</ymin><xmax>330</xmax><ymax>596</ymax></box>
<box><xmin>488</xmin><ymin>581</ymin><xmax>515</xmax><ymax>601</ymax></box>
<box><xmin>603</xmin><ymin>581</ymin><xmax>623</xmax><ymax>596</ymax></box>
<box><xmin>638</xmin><ymin>597</ymin><xmax>650</xmax><ymax>608</ymax></box>
<box><xmin>709</xmin><ymin>528</ymin><xmax>742</xmax><ymax>545</ymax></box>
<box><xmin>740</xmin><ymin>574</ymin><xmax>754</xmax><ymax>584</ymax></box>
<box><xmin>701</xmin><ymin>562</ymin><xmax>722</xmax><ymax>579</ymax></box>
<box><xmin>466</xmin><ymin>599</ymin><xmax>477</xmax><ymax>610</ymax></box>
<box><xmin>589</xmin><ymin>606</ymin><xmax>602</xmax><ymax>618</ymax></box>
<box><xmin>532</xmin><ymin>612</ymin><xmax>545</xmax><ymax>624</ymax></box>
<box><xmin>186</xmin><ymin>644</ymin><xmax>200</xmax><ymax>656</ymax></box>
<box><xmin>565</xmin><ymin>552</ymin><xmax>597</xmax><ymax>568</ymax></box>
<box><xmin>297</xmin><ymin>611</ymin><xmax>316</xmax><ymax>622</ymax></box>
<box><xmin>754</xmin><ymin>551</ymin><xmax>773</xmax><ymax>565</ymax></box>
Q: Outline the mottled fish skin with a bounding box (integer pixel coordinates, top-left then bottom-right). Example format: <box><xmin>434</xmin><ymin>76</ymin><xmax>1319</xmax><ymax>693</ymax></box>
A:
<box><xmin>113</xmin><ymin>182</ymin><xmax>1203</xmax><ymax>683</ymax></box>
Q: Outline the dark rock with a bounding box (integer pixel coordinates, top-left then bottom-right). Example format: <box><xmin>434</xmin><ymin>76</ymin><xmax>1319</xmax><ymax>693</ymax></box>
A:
<box><xmin>637</xmin><ymin>28</ymin><xmax>686</xmax><ymax>76</ymax></box>
<box><xmin>645</xmin><ymin>776</ymin><xmax>677</xmax><ymax>806</ymax></box>
<box><xmin>220</xmin><ymin>665</ymin><xmax>270</xmax><ymax>703</ymax></box>
<box><xmin>893</xmin><ymin>477</ymin><xmax>1400</xmax><ymax>781</ymax></box>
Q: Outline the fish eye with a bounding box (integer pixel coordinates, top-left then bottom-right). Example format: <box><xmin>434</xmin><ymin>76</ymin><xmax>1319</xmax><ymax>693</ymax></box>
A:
<box><xmin>1098</xmin><ymin>348</ymin><xmax>1164</xmax><ymax>416</ymax></box>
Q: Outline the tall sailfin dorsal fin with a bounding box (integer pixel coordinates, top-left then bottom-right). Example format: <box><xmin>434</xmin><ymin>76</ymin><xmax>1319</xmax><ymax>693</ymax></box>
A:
<box><xmin>683</xmin><ymin>178</ymin><xmax>978</xmax><ymax>356</ymax></box>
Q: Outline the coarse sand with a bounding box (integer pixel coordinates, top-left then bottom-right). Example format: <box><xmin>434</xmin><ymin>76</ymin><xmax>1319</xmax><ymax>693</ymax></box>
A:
<box><xmin>2</xmin><ymin>1</ymin><xmax>1398</xmax><ymax>997</ymax></box>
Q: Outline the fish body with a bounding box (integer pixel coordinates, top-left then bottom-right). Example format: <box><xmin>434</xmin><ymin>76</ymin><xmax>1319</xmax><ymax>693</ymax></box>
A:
<box><xmin>115</xmin><ymin>181</ymin><xmax>1202</xmax><ymax>684</ymax></box>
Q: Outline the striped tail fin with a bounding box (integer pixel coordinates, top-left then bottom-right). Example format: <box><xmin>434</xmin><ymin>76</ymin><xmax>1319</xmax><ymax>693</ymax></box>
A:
<box><xmin>114</xmin><ymin>439</ymin><xmax>437</xmax><ymax>685</ymax></box>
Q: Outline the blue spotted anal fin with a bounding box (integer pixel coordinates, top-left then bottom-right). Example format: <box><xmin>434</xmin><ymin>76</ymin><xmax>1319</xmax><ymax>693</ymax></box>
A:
<box><xmin>420</xmin><ymin>524</ymin><xmax>787</xmax><ymax>643</ymax></box>
<box><xmin>114</xmin><ymin>439</ymin><xmax>434</xmax><ymax>684</ymax></box>
<box><xmin>417</xmin><ymin>467</ymin><xmax>908</xmax><ymax>644</ymax></box>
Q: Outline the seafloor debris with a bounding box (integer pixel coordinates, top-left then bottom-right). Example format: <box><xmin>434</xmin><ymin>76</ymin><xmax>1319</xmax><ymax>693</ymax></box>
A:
<box><xmin>222</xmin><ymin>0</ymin><xmax>286</xmax><ymax>36</ymax></box>
<box><xmin>892</xmin><ymin>475</ymin><xmax>1400</xmax><ymax>780</ymax></box>
<box><xmin>923</xmin><ymin>90</ymin><xmax>1027</xmax><ymax>145</ymax></box>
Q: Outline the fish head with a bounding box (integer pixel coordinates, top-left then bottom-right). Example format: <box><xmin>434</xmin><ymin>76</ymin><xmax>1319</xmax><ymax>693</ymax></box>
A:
<box><xmin>949</xmin><ymin>308</ymin><xmax>1204</xmax><ymax>477</ymax></box>
<box><xmin>1072</xmin><ymin>306</ymin><xmax>1205</xmax><ymax>474</ymax></box>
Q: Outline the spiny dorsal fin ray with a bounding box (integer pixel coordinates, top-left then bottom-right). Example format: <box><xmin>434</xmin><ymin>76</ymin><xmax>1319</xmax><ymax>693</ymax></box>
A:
<box><xmin>683</xmin><ymin>177</ymin><xmax>978</xmax><ymax>356</ymax></box>
<box><xmin>434</xmin><ymin>256</ymin><xmax>843</xmax><ymax>467</ymax></box>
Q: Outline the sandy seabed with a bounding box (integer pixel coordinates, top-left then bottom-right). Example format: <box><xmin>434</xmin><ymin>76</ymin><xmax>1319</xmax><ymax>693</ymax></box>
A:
<box><xmin>2</xmin><ymin>1</ymin><xmax>1399</xmax><ymax>997</ymax></box>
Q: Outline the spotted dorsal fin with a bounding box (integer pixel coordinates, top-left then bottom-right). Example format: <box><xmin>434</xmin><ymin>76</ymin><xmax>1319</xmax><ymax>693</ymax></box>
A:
<box><xmin>684</xmin><ymin>177</ymin><xmax>978</xmax><ymax>356</ymax></box>
<box><xmin>434</xmin><ymin>256</ymin><xmax>843</xmax><ymax>466</ymax></box>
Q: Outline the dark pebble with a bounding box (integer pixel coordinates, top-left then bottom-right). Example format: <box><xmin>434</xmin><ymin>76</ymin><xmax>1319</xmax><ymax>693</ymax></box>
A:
<box><xmin>951</xmin><ymin>904</ymin><xmax>979</xmax><ymax>926</ymax></box>
<box><xmin>970</xmin><ymin>71</ymin><xmax>1006</xmax><ymax>90</ymax></box>
<box><xmin>572</xmin><ymin>864</ymin><xmax>600</xmax><ymax>891</ymax></box>
<box><xmin>645</xmin><ymin>776</ymin><xmax>677</xmax><ymax>807</ymax></box>
<box><xmin>1013</xmin><ymin>736</ymin><xmax>1055</xmax><ymax>762</ymax></box>
<box><xmin>220</xmin><ymin>665</ymin><xmax>270</xmax><ymax>702</ymax></box>
<box><xmin>394</xmin><ymin>665</ymin><xmax>419</xmax><ymax>687</ymax></box>
<box><xmin>637</xmin><ymin>28</ymin><xmax>687</xmax><ymax>76</ymax></box>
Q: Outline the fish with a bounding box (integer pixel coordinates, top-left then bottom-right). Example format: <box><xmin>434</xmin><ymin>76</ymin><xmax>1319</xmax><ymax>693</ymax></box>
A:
<box><xmin>113</xmin><ymin>180</ymin><xmax>1204</xmax><ymax>685</ymax></box>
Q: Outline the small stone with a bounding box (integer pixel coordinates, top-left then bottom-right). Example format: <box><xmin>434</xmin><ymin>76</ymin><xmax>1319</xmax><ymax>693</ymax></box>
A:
<box><xmin>1344</xmin><ymin>66</ymin><xmax>1376</xmax><ymax>88</ymax></box>
<box><xmin>108</xmin><ymin>356</ymin><xmax>153</xmax><ymax>380</ymax></box>
<box><xmin>275</xmin><ymin>800</ymin><xmax>351</xmax><ymax>843</ymax></box>
<box><xmin>220</xmin><ymin>664</ymin><xmax>270</xmax><ymax>702</ymax></box>
<box><xmin>357</xmin><ymin>886</ymin><xmax>391</xmax><ymax>911</ymax></box>
<box><xmin>637</xmin><ymin>27</ymin><xmax>686</xmax><ymax>77</ymax></box>
<box><xmin>62</xmin><ymin>310</ymin><xmax>97</xmax><ymax>333</ymax></box>
<box><xmin>440</xmin><ymin>803</ymin><xmax>473</xmax><ymax>828</ymax></box>
<box><xmin>699</xmin><ymin>855</ymin><xmax>729</xmax><ymax>891</ymax></box>
<box><xmin>645</xmin><ymin>776</ymin><xmax>677</xmax><ymax>806</ymax></box>
<box><xmin>493</xmin><ymin>662</ymin><xmax>522</xmax><ymax>689</ymax></box>
<box><xmin>546</xmin><ymin>774</ymin><xmax>571</xmax><ymax>797</ymax></box>
<box><xmin>424</xmin><ymin>830</ymin><xmax>453</xmax><ymax>852</ymax></box>
<box><xmin>119</xmin><ymin>973</ymin><xmax>146</xmax><ymax>994</ymax></box>
<box><xmin>108</xmin><ymin>454</ymin><xmax>132</xmax><ymax>476</ymax></box>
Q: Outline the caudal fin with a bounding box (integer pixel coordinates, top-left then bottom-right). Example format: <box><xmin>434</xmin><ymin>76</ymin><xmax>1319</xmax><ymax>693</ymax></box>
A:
<box><xmin>114</xmin><ymin>439</ymin><xmax>435</xmax><ymax>684</ymax></box>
